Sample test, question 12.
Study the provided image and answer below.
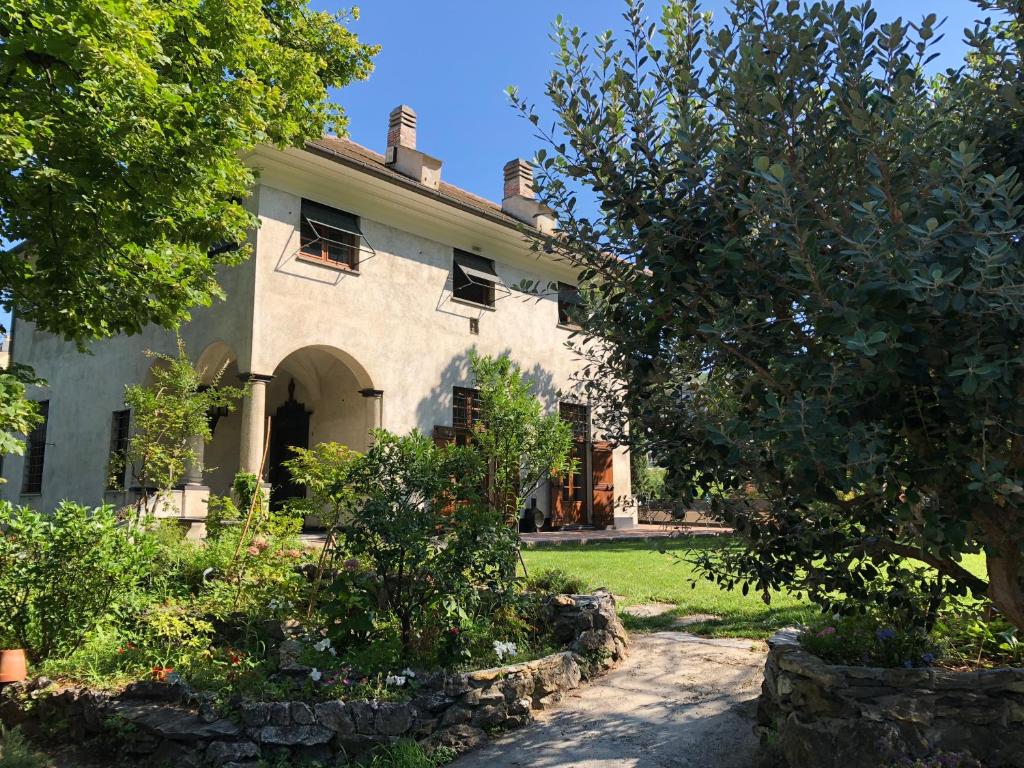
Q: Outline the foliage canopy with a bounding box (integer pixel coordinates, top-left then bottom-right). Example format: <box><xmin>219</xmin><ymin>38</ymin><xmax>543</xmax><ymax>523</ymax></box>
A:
<box><xmin>516</xmin><ymin>0</ymin><xmax>1024</xmax><ymax>629</ymax></box>
<box><xmin>0</xmin><ymin>0</ymin><xmax>377</xmax><ymax>344</ymax></box>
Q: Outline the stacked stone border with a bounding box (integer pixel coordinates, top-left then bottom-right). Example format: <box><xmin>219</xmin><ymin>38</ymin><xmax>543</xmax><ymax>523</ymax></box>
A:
<box><xmin>758</xmin><ymin>631</ymin><xmax>1024</xmax><ymax>768</ymax></box>
<box><xmin>0</xmin><ymin>592</ymin><xmax>628</xmax><ymax>767</ymax></box>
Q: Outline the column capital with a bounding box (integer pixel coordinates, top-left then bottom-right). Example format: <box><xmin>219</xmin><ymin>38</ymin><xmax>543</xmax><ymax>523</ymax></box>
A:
<box><xmin>238</xmin><ymin>372</ymin><xmax>274</xmax><ymax>384</ymax></box>
<box><xmin>359</xmin><ymin>388</ymin><xmax>384</xmax><ymax>398</ymax></box>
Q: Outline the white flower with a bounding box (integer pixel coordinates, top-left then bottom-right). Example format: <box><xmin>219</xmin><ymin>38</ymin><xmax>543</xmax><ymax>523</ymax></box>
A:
<box><xmin>385</xmin><ymin>674</ymin><xmax>407</xmax><ymax>687</ymax></box>
<box><xmin>313</xmin><ymin>638</ymin><xmax>333</xmax><ymax>653</ymax></box>
<box><xmin>401</xmin><ymin>667</ymin><xmax>416</xmax><ymax>678</ymax></box>
<box><xmin>309</xmin><ymin>668</ymin><xmax>322</xmax><ymax>682</ymax></box>
<box><xmin>492</xmin><ymin>640</ymin><xmax>518</xmax><ymax>661</ymax></box>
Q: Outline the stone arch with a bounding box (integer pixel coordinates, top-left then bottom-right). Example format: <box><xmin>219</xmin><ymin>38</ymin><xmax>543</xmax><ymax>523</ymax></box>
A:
<box><xmin>195</xmin><ymin>340</ymin><xmax>239</xmax><ymax>386</ymax></box>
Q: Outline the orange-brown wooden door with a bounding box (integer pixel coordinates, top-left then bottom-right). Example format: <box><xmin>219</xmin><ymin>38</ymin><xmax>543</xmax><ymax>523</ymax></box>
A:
<box><xmin>550</xmin><ymin>440</ymin><xmax>587</xmax><ymax>527</ymax></box>
<box><xmin>591</xmin><ymin>441</ymin><xmax>615</xmax><ymax>528</ymax></box>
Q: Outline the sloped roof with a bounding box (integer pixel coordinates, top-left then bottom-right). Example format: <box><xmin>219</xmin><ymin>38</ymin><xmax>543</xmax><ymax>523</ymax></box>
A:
<box><xmin>305</xmin><ymin>136</ymin><xmax>524</xmax><ymax>230</ymax></box>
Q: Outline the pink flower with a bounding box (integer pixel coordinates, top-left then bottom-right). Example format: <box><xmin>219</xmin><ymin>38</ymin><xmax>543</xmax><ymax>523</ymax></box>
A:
<box><xmin>246</xmin><ymin>545</ymin><xmax>260</xmax><ymax>556</ymax></box>
<box><xmin>816</xmin><ymin>627</ymin><xmax>836</xmax><ymax>637</ymax></box>
<box><xmin>253</xmin><ymin>537</ymin><xmax>269</xmax><ymax>552</ymax></box>
<box><xmin>343</xmin><ymin>558</ymin><xmax>361</xmax><ymax>572</ymax></box>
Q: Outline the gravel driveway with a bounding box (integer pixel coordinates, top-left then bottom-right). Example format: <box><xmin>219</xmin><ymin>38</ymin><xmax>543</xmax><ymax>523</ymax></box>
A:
<box><xmin>451</xmin><ymin>632</ymin><xmax>766</xmax><ymax>768</ymax></box>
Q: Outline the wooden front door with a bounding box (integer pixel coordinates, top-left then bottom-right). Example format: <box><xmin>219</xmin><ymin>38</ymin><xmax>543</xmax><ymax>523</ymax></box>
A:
<box><xmin>267</xmin><ymin>380</ymin><xmax>310</xmax><ymax>509</ymax></box>
<box><xmin>591</xmin><ymin>441</ymin><xmax>615</xmax><ymax>528</ymax></box>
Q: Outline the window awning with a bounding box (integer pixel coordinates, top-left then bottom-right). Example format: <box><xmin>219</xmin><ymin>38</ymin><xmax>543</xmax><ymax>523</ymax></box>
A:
<box><xmin>456</xmin><ymin>263</ymin><xmax>512</xmax><ymax>298</ymax></box>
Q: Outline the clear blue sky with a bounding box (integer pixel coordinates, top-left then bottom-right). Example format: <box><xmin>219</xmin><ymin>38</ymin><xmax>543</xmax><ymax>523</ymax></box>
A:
<box><xmin>320</xmin><ymin>0</ymin><xmax>989</xmax><ymax>205</ymax></box>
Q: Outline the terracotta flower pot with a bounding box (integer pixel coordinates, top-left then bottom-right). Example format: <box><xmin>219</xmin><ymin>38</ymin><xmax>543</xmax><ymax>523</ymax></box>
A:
<box><xmin>0</xmin><ymin>648</ymin><xmax>28</xmax><ymax>683</ymax></box>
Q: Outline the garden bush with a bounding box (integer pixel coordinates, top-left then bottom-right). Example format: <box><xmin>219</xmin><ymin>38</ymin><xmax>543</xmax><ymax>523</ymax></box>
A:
<box><xmin>330</xmin><ymin>429</ymin><xmax>520</xmax><ymax>664</ymax></box>
<box><xmin>0</xmin><ymin>502</ymin><xmax>149</xmax><ymax>662</ymax></box>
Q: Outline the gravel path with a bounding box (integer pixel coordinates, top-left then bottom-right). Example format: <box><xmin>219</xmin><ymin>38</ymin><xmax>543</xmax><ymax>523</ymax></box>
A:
<box><xmin>451</xmin><ymin>632</ymin><xmax>766</xmax><ymax>768</ymax></box>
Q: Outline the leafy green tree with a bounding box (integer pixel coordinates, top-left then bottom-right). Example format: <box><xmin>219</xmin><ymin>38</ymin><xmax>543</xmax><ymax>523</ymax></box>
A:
<box><xmin>468</xmin><ymin>351</ymin><xmax>575</xmax><ymax>526</ymax></box>
<box><xmin>124</xmin><ymin>338</ymin><xmax>245</xmax><ymax>517</ymax></box>
<box><xmin>0</xmin><ymin>366</ymin><xmax>43</xmax><ymax>466</ymax></box>
<box><xmin>515</xmin><ymin>1</ymin><xmax>1024</xmax><ymax>629</ymax></box>
<box><xmin>1</xmin><ymin>0</ymin><xmax>377</xmax><ymax>344</ymax></box>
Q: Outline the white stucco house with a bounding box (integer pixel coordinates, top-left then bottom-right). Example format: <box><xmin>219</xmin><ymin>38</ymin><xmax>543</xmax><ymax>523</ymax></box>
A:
<box><xmin>1</xmin><ymin>105</ymin><xmax>635</xmax><ymax>530</ymax></box>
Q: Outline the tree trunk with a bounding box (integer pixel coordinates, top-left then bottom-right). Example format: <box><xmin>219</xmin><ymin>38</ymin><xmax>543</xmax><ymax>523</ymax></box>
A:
<box><xmin>979</xmin><ymin>510</ymin><xmax>1024</xmax><ymax>631</ymax></box>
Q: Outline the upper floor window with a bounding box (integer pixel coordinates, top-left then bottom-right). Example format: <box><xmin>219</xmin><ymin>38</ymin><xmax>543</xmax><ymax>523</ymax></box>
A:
<box><xmin>453</xmin><ymin>250</ymin><xmax>497</xmax><ymax>308</ymax></box>
<box><xmin>299</xmin><ymin>199</ymin><xmax>361</xmax><ymax>270</ymax></box>
<box><xmin>558</xmin><ymin>282</ymin><xmax>582</xmax><ymax>327</ymax></box>
<box><xmin>106</xmin><ymin>409</ymin><xmax>130</xmax><ymax>491</ymax></box>
<box><xmin>22</xmin><ymin>401</ymin><xmax>48</xmax><ymax>494</ymax></box>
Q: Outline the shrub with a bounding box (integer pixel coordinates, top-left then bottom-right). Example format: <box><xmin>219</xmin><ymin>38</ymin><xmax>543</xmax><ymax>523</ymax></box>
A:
<box><xmin>367</xmin><ymin>739</ymin><xmax>454</xmax><ymax>768</ymax></box>
<box><xmin>0</xmin><ymin>502</ymin><xmax>149</xmax><ymax>661</ymax></box>
<box><xmin>0</xmin><ymin>727</ymin><xmax>50</xmax><ymax>768</ymax></box>
<box><xmin>525</xmin><ymin>568</ymin><xmax>589</xmax><ymax>597</ymax></box>
<box><xmin>334</xmin><ymin>429</ymin><xmax>516</xmax><ymax>662</ymax></box>
<box><xmin>800</xmin><ymin>614</ymin><xmax>938</xmax><ymax>669</ymax></box>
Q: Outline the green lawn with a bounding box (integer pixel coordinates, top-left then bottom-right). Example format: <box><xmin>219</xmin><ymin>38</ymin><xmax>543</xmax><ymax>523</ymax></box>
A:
<box><xmin>521</xmin><ymin>537</ymin><xmax>816</xmax><ymax>639</ymax></box>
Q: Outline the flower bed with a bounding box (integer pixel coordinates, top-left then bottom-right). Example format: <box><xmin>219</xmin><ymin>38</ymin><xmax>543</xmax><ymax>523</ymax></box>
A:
<box><xmin>757</xmin><ymin>631</ymin><xmax>1024</xmax><ymax>768</ymax></box>
<box><xmin>0</xmin><ymin>593</ymin><xmax>628</xmax><ymax>766</ymax></box>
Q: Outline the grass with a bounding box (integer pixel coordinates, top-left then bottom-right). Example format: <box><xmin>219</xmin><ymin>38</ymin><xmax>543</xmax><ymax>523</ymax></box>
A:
<box><xmin>521</xmin><ymin>536</ymin><xmax>816</xmax><ymax>639</ymax></box>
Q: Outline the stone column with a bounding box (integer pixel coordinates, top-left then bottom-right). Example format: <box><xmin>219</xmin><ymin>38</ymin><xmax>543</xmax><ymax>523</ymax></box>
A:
<box><xmin>360</xmin><ymin>388</ymin><xmax>384</xmax><ymax>450</ymax></box>
<box><xmin>183</xmin><ymin>434</ymin><xmax>205</xmax><ymax>486</ymax></box>
<box><xmin>239</xmin><ymin>374</ymin><xmax>272</xmax><ymax>475</ymax></box>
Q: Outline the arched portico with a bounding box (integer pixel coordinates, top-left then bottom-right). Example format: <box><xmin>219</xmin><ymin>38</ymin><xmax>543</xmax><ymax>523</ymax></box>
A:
<box><xmin>237</xmin><ymin>345</ymin><xmax>381</xmax><ymax>508</ymax></box>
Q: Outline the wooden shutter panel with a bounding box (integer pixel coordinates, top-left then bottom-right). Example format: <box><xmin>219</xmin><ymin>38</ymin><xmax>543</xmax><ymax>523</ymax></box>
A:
<box><xmin>591</xmin><ymin>441</ymin><xmax>615</xmax><ymax>528</ymax></box>
<box><xmin>549</xmin><ymin>474</ymin><xmax>566</xmax><ymax>528</ymax></box>
<box><xmin>432</xmin><ymin>425</ymin><xmax>456</xmax><ymax>447</ymax></box>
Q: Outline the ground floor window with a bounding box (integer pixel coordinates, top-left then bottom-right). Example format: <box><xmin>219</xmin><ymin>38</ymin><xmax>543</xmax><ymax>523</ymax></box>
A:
<box><xmin>22</xmin><ymin>401</ymin><xmax>49</xmax><ymax>494</ymax></box>
<box><xmin>106</xmin><ymin>409</ymin><xmax>131</xmax><ymax>491</ymax></box>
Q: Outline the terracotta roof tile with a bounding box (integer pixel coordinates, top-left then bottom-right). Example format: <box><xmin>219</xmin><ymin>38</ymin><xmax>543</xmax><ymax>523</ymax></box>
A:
<box><xmin>305</xmin><ymin>136</ymin><xmax>523</xmax><ymax>229</ymax></box>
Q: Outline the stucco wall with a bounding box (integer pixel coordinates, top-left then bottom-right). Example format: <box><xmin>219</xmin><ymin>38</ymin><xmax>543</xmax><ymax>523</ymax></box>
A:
<box><xmin>2</xmin><ymin>147</ymin><xmax>633</xmax><ymax>523</ymax></box>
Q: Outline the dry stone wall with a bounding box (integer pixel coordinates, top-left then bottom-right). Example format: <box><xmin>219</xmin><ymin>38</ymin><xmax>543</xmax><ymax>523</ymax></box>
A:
<box><xmin>0</xmin><ymin>592</ymin><xmax>628</xmax><ymax>766</ymax></box>
<box><xmin>758</xmin><ymin>632</ymin><xmax>1024</xmax><ymax>768</ymax></box>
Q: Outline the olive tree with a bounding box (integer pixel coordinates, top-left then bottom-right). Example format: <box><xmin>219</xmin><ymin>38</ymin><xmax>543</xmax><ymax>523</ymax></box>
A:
<box><xmin>513</xmin><ymin>0</ymin><xmax>1024</xmax><ymax>628</ymax></box>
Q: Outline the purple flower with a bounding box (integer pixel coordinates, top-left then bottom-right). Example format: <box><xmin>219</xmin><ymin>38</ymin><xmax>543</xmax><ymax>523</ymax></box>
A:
<box><xmin>876</xmin><ymin>628</ymin><xmax>896</xmax><ymax>641</ymax></box>
<box><xmin>921</xmin><ymin>652</ymin><xmax>936</xmax><ymax>665</ymax></box>
<box><xmin>903</xmin><ymin>659</ymin><xmax>914</xmax><ymax>669</ymax></box>
<box><xmin>816</xmin><ymin>626</ymin><xmax>836</xmax><ymax>637</ymax></box>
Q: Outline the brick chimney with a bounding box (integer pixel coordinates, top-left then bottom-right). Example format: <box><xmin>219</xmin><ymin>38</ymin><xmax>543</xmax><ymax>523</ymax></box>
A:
<box><xmin>384</xmin><ymin>104</ymin><xmax>442</xmax><ymax>190</ymax></box>
<box><xmin>387</xmin><ymin>105</ymin><xmax>417</xmax><ymax>150</ymax></box>
<box><xmin>503</xmin><ymin>159</ymin><xmax>534</xmax><ymax>200</ymax></box>
<box><xmin>501</xmin><ymin>158</ymin><xmax>555</xmax><ymax>233</ymax></box>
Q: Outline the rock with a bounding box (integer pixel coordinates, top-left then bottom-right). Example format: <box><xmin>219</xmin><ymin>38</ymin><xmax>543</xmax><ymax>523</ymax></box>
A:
<box><xmin>110</xmin><ymin>701</ymin><xmax>240</xmax><ymax>740</ymax></box>
<box><xmin>277</xmin><ymin>639</ymin><xmax>309</xmax><ymax>673</ymax></box>
<box><xmin>151</xmin><ymin>741</ymin><xmax>204</xmax><ymax>768</ymax></box>
<box><xmin>290</xmin><ymin>701</ymin><xmax>315</xmax><ymax>725</ymax></box>
<box><xmin>205</xmin><ymin>741</ymin><xmax>261</xmax><ymax>766</ymax></box>
<box><xmin>253</xmin><ymin>724</ymin><xmax>333</xmax><ymax>746</ymax></box>
<box><xmin>461</xmin><ymin>687</ymin><xmax>505</xmax><ymax>707</ymax></box>
<box><xmin>412</xmin><ymin>691</ymin><xmax>452</xmax><ymax>714</ymax></box>
<box><xmin>121</xmin><ymin>680</ymin><xmax>187</xmax><ymax>701</ymax></box>
<box><xmin>374</xmin><ymin>701</ymin><xmax>414</xmax><ymax>736</ymax></box>
<box><xmin>433</xmin><ymin>724</ymin><xmax>487</xmax><ymax>753</ymax></box>
<box><xmin>472</xmin><ymin>703</ymin><xmax>507</xmax><ymax>728</ymax></box>
<box><xmin>441</xmin><ymin>705</ymin><xmax>472</xmax><ymax>726</ymax></box>
<box><xmin>236</xmin><ymin>701</ymin><xmax>272</xmax><ymax>728</ymax></box>
<box><xmin>313</xmin><ymin>700</ymin><xmax>354</xmax><ymax>735</ymax></box>
<box><xmin>348</xmin><ymin>701</ymin><xmax>377</xmax><ymax>734</ymax></box>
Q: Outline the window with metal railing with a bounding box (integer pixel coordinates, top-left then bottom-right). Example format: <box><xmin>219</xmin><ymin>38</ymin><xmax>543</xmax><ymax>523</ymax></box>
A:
<box><xmin>21</xmin><ymin>401</ymin><xmax>48</xmax><ymax>494</ymax></box>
